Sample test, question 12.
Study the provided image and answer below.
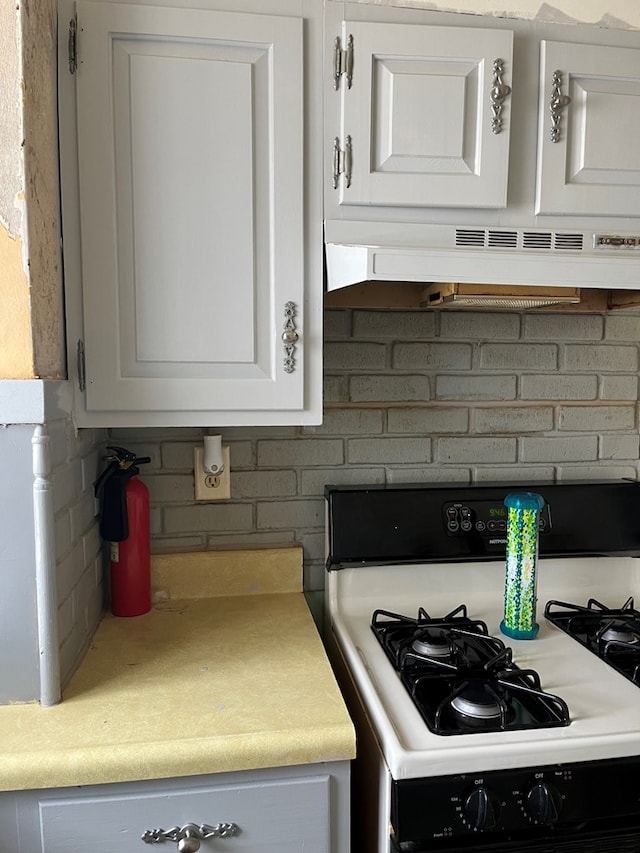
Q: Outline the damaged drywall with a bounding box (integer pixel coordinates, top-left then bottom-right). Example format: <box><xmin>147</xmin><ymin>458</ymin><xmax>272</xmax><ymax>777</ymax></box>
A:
<box><xmin>363</xmin><ymin>0</ymin><xmax>640</xmax><ymax>29</ymax></box>
<box><xmin>21</xmin><ymin>0</ymin><xmax>66</xmax><ymax>379</ymax></box>
<box><xmin>0</xmin><ymin>228</ymin><xmax>34</xmax><ymax>379</ymax></box>
<box><xmin>0</xmin><ymin>1</ymin><xmax>34</xmax><ymax>379</ymax></box>
<box><xmin>0</xmin><ymin>2</ymin><xmax>24</xmax><ymax>238</ymax></box>
<box><xmin>0</xmin><ymin>1</ymin><xmax>65</xmax><ymax>380</ymax></box>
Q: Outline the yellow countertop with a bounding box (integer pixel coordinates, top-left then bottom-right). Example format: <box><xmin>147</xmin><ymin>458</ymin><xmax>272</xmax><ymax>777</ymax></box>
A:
<box><xmin>0</xmin><ymin>548</ymin><xmax>355</xmax><ymax>792</ymax></box>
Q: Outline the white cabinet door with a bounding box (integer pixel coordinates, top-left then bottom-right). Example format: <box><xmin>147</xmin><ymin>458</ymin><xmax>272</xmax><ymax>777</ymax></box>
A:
<box><xmin>335</xmin><ymin>20</ymin><xmax>513</xmax><ymax>209</ymax></box>
<box><xmin>536</xmin><ymin>39</ymin><xmax>640</xmax><ymax>217</ymax></box>
<box><xmin>72</xmin><ymin>2</ymin><xmax>310</xmax><ymax>422</ymax></box>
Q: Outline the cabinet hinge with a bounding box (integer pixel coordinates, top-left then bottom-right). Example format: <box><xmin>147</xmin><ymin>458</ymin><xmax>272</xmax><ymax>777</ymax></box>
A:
<box><xmin>77</xmin><ymin>339</ymin><xmax>86</xmax><ymax>392</ymax></box>
<box><xmin>68</xmin><ymin>15</ymin><xmax>77</xmax><ymax>74</ymax></box>
<box><xmin>333</xmin><ymin>34</ymin><xmax>353</xmax><ymax>91</ymax></box>
<box><xmin>332</xmin><ymin>135</ymin><xmax>352</xmax><ymax>190</ymax></box>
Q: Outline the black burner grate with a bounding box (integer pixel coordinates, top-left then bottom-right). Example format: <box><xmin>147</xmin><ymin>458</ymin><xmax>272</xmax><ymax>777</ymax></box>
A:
<box><xmin>372</xmin><ymin>605</ymin><xmax>570</xmax><ymax>736</ymax></box>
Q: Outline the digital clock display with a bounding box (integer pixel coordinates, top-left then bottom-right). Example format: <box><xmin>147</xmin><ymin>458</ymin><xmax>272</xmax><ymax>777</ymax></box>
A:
<box><xmin>489</xmin><ymin>506</ymin><xmax>506</xmax><ymax>518</ymax></box>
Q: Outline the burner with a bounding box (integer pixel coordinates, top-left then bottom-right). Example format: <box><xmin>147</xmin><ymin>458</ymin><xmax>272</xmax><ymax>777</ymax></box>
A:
<box><xmin>546</xmin><ymin>597</ymin><xmax>640</xmax><ymax>685</ymax></box>
<box><xmin>411</xmin><ymin>629</ymin><xmax>451</xmax><ymax>659</ymax></box>
<box><xmin>599</xmin><ymin>620</ymin><xmax>640</xmax><ymax>645</ymax></box>
<box><xmin>450</xmin><ymin>682</ymin><xmax>502</xmax><ymax>720</ymax></box>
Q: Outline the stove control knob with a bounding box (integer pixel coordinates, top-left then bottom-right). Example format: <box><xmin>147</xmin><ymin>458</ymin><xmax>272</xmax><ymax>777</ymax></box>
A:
<box><xmin>463</xmin><ymin>787</ymin><xmax>501</xmax><ymax>830</ymax></box>
<box><xmin>525</xmin><ymin>782</ymin><xmax>562</xmax><ymax>824</ymax></box>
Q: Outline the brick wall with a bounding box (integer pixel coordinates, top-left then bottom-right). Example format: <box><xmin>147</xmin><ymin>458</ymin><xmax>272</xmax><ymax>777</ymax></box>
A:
<box><xmin>52</xmin><ymin>418</ymin><xmax>106</xmax><ymax>684</ymax></box>
<box><xmin>109</xmin><ymin>308</ymin><xmax>640</xmax><ymax>591</ymax></box>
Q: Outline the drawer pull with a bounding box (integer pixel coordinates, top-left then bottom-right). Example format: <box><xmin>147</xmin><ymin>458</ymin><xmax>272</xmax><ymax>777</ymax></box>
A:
<box><xmin>141</xmin><ymin>822</ymin><xmax>239</xmax><ymax>850</ymax></box>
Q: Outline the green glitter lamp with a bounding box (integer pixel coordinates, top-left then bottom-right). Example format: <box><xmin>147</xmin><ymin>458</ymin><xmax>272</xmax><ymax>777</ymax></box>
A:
<box><xmin>500</xmin><ymin>491</ymin><xmax>545</xmax><ymax>640</ymax></box>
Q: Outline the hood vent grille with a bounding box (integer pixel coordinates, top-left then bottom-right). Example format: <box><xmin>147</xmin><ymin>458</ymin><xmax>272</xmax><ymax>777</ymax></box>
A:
<box><xmin>488</xmin><ymin>230</ymin><xmax>518</xmax><ymax>248</ymax></box>
<box><xmin>456</xmin><ymin>228</ymin><xmax>584</xmax><ymax>252</ymax></box>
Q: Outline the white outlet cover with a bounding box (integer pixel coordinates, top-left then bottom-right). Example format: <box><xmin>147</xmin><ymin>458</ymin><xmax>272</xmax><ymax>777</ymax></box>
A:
<box><xmin>194</xmin><ymin>446</ymin><xmax>231</xmax><ymax>500</ymax></box>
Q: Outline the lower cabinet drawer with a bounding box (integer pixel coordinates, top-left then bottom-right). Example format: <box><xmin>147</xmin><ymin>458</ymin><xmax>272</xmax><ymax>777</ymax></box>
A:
<box><xmin>39</xmin><ymin>774</ymin><xmax>330</xmax><ymax>852</ymax></box>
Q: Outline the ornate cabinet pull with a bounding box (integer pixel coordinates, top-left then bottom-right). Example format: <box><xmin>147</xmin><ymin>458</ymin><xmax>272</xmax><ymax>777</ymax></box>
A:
<box><xmin>281</xmin><ymin>301</ymin><xmax>299</xmax><ymax>374</ymax></box>
<box><xmin>141</xmin><ymin>822</ymin><xmax>239</xmax><ymax>852</ymax></box>
<box><xmin>549</xmin><ymin>70</ymin><xmax>571</xmax><ymax>142</ymax></box>
<box><xmin>489</xmin><ymin>59</ymin><xmax>511</xmax><ymax>134</ymax></box>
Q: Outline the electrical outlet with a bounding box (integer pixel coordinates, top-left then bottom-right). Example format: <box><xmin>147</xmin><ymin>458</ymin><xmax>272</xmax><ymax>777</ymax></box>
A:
<box><xmin>194</xmin><ymin>446</ymin><xmax>231</xmax><ymax>501</ymax></box>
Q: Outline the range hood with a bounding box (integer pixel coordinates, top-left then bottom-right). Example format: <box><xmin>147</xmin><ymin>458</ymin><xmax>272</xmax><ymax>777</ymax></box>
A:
<box><xmin>324</xmin><ymin>222</ymin><xmax>640</xmax><ymax>304</ymax></box>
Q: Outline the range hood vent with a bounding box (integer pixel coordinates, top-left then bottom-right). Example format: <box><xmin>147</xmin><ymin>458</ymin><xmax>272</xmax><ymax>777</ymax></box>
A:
<box><xmin>323</xmin><ymin>222</ymin><xmax>640</xmax><ymax>295</ymax></box>
<box><xmin>422</xmin><ymin>283</ymin><xmax>581</xmax><ymax>310</ymax></box>
<box><xmin>455</xmin><ymin>228</ymin><xmax>584</xmax><ymax>252</ymax></box>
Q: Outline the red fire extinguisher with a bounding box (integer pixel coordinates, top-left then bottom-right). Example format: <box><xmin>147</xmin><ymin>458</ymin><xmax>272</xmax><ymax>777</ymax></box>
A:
<box><xmin>94</xmin><ymin>446</ymin><xmax>151</xmax><ymax>617</ymax></box>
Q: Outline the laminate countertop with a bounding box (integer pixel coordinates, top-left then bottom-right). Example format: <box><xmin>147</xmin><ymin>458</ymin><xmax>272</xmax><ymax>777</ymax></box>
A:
<box><xmin>0</xmin><ymin>548</ymin><xmax>355</xmax><ymax>792</ymax></box>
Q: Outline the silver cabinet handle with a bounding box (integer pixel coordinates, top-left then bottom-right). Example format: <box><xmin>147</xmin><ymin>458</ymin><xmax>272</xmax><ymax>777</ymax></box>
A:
<box><xmin>281</xmin><ymin>301</ymin><xmax>299</xmax><ymax>374</ymax></box>
<box><xmin>141</xmin><ymin>822</ymin><xmax>239</xmax><ymax>851</ymax></box>
<box><xmin>489</xmin><ymin>59</ymin><xmax>511</xmax><ymax>134</ymax></box>
<box><xmin>549</xmin><ymin>69</ymin><xmax>571</xmax><ymax>142</ymax></box>
<box><xmin>332</xmin><ymin>137</ymin><xmax>340</xmax><ymax>189</ymax></box>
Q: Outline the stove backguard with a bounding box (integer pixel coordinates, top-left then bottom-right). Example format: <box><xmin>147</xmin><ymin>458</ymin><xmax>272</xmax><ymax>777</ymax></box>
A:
<box><xmin>325</xmin><ymin>480</ymin><xmax>640</xmax><ymax>569</ymax></box>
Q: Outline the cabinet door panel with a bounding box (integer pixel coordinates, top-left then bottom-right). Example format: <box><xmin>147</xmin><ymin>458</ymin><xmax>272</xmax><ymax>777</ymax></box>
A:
<box><xmin>76</xmin><ymin>2</ymin><xmax>303</xmax><ymax>413</ymax></box>
<box><xmin>339</xmin><ymin>21</ymin><xmax>513</xmax><ymax>209</ymax></box>
<box><xmin>536</xmin><ymin>40</ymin><xmax>640</xmax><ymax>216</ymax></box>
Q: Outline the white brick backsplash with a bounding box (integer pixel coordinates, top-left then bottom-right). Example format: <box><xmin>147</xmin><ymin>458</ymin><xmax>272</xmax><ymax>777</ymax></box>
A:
<box><xmin>437</xmin><ymin>437</ymin><xmax>517</xmax><ymax>464</ymax></box>
<box><xmin>599</xmin><ymin>375</ymin><xmax>639</xmax><ymax>400</ymax></box>
<box><xmin>386</xmin><ymin>467</ymin><xmax>471</xmax><ymax>484</ymax></box>
<box><xmin>353</xmin><ymin>311</ymin><xmax>436</xmax><ymax>338</ymax></box>
<box><xmin>564</xmin><ymin>345</ymin><xmax>638</xmax><ymax>372</ymax></box>
<box><xmin>524</xmin><ymin>314</ymin><xmax>603</xmax><ymax>340</ymax></box>
<box><xmin>145</xmin><ymin>473</ymin><xmax>195</xmax><ymax>503</ymax></box>
<box><xmin>231</xmin><ymin>470</ymin><xmax>297</xmax><ymax>499</ymax></box>
<box><xmin>300</xmin><ymin>466</ymin><xmax>385</xmax><ymax>495</ymax></box>
<box><xmin>348</xmin><ymin>437</ymin><xmax>431</xmax><ymax>464</ymax></box>
<box><xmin>480</xmin><ymin>344</ymin><xmax>557</xmax><ymax>370</ymax></box>
<box><xmin>324</xmin><ymin>309</ymin><xmax>351</xmax><ymax>338</ymax></box>
<box><xmin>350</xmin><ymin>374</ymin><xmax>431</xmax><ymax>402</ymax></box>
<box><xmin>473</xmin><ymin>407</ymin><xmax>554</xmax><ymax>434</ymax></box>
<box><xmin>440</xmin><ymin>312</ymin><xmax>519</xmax><ymax>340</ymax></box>
<box><xmin>324</xmin><ymin>375</ymin><xmax>348</xmax><ymax>402</ymax></box>
<box><xmin>557</xmin><ymin>464</ymin><xmax>640</xmax><ymax>480</ymax></box>
<box><xmin>164</xmin><ymin>503</ymin><xmax>253</xmax><ymax>534</ymax></box>
<box><xmin>436</xmin><ymin>374</ymin><xmax>517</xmax><ymax>400</ymax></box>
<box><xmin>324</xmin><ymin>341</ymin><xmax>388</xmax><ymax>370</ymax></box>
<box><xmin>257</xmin><ymin>499</ymin><xmax>324</xmax><ymax>530</ymax></box>
<box><xmin>393</xmin><ymin>342</ymin><xmax>472</xmax><ymax>370</ymax></box>
<box><xmin>558</xmin><ymin>405</ymin><xmax>636</xmax><ymax>432</ymax></box>
<box><xmin>387</xmin><ymin>407</ymin><xmax>469</xmax><ymax>434</ymax></box>
<box><xmin>604</xmin><ymin>314</ymin><xmax>640</xmax><ymax>340</ymax></box>
<box><xmin>303</xmin><ymin>409</ymin><xmax>383</xmax><ymax>435</ymax></box>
<box><xmin>95</xmin><ymin>307</ymin><xmax>640</xmax><ymax>597</ymax></box>
<box><xmin>599</xmin><ymin>434</ymin><xmax>640</xmax><ymax>460</ymax></box>
<box><xmin>257</xmin><ymin>439</ymin><xmax>344</xmax><ymax>467</ymax></box>
<box><xmin>473</xmin><ymin>466</ymin><xmax>555</xmax><ymax>482</ymax></box>
<box><xmin>519</xmin><ymin>436</ymin><xmax>598</xmax><ymax>463</ymax></box>
<box><xmin>520</xmin><ymin>374</ymin><xmax>598</xmax><ymax>400</ymax></box>
<box><xmin>161</xmin><ymin>441</ymin><xmax>200</xmax><ymax>469</ymax></box>
<box><xmin>53</xmin><ymin>419</ymin><xmax>106</xmax><ymax>687</ymax></box>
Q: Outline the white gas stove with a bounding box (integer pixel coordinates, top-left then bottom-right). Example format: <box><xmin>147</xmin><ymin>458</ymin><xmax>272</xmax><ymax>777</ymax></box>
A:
<box><xmin>324</xmin><ymin>480</ymin><xmax>640</xmax><ymax>853</ymax></box>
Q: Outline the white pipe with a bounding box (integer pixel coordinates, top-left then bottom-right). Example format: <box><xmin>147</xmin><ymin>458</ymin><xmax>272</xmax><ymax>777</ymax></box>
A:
<box><xmin>32</xmin><ymin>425</ymin><xmax>61</xmax><ymax>706</ymax></box>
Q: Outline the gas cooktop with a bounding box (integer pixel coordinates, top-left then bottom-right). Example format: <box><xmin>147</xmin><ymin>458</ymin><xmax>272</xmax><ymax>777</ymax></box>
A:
<box><xmin>371</xmin><ymin>604</ymin><xmax>570</xmax><ymax>736</ymax></box>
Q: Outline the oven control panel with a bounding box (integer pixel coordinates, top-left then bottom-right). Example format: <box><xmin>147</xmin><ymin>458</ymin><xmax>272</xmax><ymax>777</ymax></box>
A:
<box><xmin>392</xmin><ymin>755</ymin><xmax>640</xmax><ymax>850</ymax></box>
<box><xmin>442</xmin><ymin>499</ymin><xmax>551</xmax><ymax>538</ymax></box>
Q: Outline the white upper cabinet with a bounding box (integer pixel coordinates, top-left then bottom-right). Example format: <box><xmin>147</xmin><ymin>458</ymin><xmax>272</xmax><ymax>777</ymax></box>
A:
<box><xmin>334</xmin><ymin>20</ymin><xmax>513</xmax><ymax>209</ymax></box>
<box><xmin>59</xmin><ymin>0</ymin><xmax>322</xmax><ymax>427</ymax></box>
<box><xmin>325</xmin><ymin>1</ymin><xmax>640</xmax><ymax>233</ymax></box>
<box><xmin>536</xmin><ymin>39</ymin><xmax>640</xmax><ymax>217</ymax></box>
